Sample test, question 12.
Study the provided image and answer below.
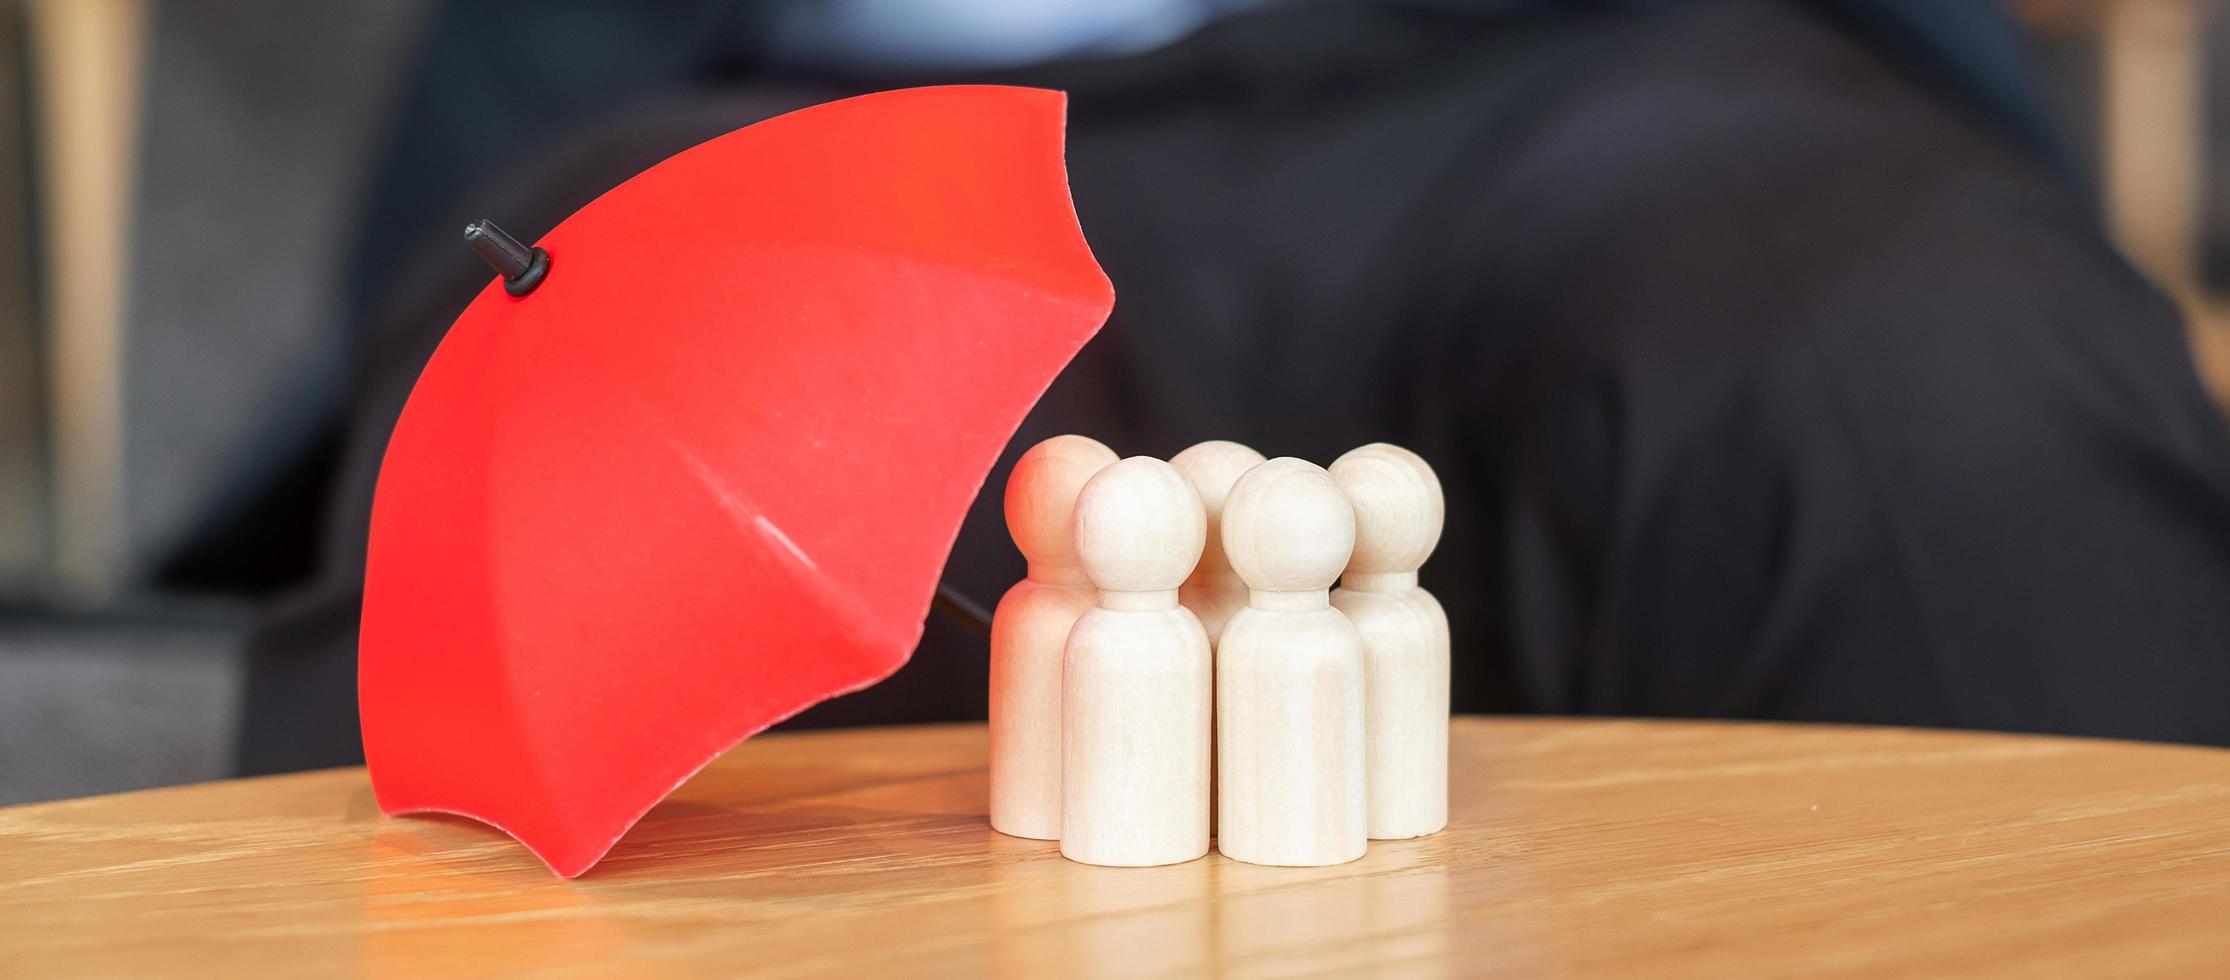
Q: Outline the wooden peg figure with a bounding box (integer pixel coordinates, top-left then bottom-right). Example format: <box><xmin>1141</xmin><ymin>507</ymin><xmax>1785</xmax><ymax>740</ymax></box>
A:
<box><xmin>1329</xmin><ymin>443</ymin><xmax>1450</xmax><ymax>840</ymax></box>
<box><xmin>1171</xmin><ymin>440</ymin><xmax>1268</xmax><ymax>646</ymax></box>
<box><xmin>1171</xmin><ymin>440</ymin><xmax>1267</xmax><ymax>836</ymax></box>
<box><xmin>990</xmin><ymin>435</ymin><xmax>1118</xmax><ymax>840</ymax></box>
<box><xmin>1062</xmin><ymin>456</ymin><xmax>1213</xmax><ymax>867</ymax></box>
<box><xmin>1216</xmin><ymin>458</ymin><xmax>1368</xmax><ymax>867</ymax></box>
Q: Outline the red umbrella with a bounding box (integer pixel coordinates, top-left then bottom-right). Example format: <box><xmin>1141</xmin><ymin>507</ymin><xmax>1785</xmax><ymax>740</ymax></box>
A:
<box><xmin>358</xmin><ymin>85</ymin><xmax>1112</xmax><ymax>878</ymax></box>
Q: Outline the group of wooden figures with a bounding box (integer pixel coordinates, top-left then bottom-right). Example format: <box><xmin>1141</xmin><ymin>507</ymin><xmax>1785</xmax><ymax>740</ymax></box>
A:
<box><xmin>989</xmin><ymin>436</ymin><xmax>1449</xmax><ymax>867</ymax></box>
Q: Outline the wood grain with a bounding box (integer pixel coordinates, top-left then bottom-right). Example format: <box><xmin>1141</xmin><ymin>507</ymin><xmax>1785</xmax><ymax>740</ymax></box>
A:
<box><xmin>5</xmin><ymin>718</ymin><xmax>2230</xmax><ymax>978</ymax></box>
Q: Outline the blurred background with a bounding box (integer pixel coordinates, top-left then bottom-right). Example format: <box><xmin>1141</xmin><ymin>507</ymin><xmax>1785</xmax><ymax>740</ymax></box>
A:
<box><xmin>3</xmin><ymin>0</ymin><xmax>2229</xmax><ymax>805</ymax></box>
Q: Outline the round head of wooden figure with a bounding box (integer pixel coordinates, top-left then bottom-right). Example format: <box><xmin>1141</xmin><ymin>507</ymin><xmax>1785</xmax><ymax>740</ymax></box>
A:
<box><xmin>1073</xmin><ymin>456</ymin><xmax>1207</xmax><ymax>595</ymax></box>
<box><xmin>1221</xmin><ymin>457</ymin><xmax>1357</xmax><ymax>594</ymax></box>
<box><xmin>1005</xmin><ymin>435</ymin><xmax>1120</xmax><ymax>571</ymax></box>
<box><xmin>1329</xmin><ymin>443</ymin><xmax>1444</xmax><ymax>585</ymax></box>
<box><xmin>1170</xmin><ymin>441</ymin><xmax>1267</xmax><ymax>576</ymax></box>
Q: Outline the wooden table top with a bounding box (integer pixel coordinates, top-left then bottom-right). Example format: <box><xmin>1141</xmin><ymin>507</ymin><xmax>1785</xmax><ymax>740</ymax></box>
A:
<box><xmin>5</xmin><ymin>717</ymin><xmax>2229</xmax><ymax>978</ymax></box>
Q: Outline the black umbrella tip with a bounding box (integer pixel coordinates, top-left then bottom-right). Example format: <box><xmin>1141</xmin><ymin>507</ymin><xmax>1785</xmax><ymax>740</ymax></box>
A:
<box><xmin>465</xmin><ymin>218</ymin><xmax>550</xmax><ymax>297</ymax></box>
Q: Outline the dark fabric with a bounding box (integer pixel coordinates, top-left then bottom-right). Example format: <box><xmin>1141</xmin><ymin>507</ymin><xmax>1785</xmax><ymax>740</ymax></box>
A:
<box><xmin>209</xmin><ymin>0</ymin><xmax>2073</xmax><ymax>592</ymax></box>
<box><xmin>241</xmin><ymin>0</ymin><xmax>2230</xmax><ymax>773</ymax></box>
<box><xmin>343</xmin><ymin>0</ymin><xmax>2078</xmax><ymax>333</ymax></box>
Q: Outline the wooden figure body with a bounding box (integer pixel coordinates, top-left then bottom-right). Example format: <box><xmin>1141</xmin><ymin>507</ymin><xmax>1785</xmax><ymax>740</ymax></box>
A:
<box><xmin>990</xmin><ymin>435</ymin><xmax>1118</xmax><ymax>840</ymax></box>
<box><xmin>1329</xmin><ymin>443</ymin><xmax>1450</xmax><ymax>840</ymax></box>
<box><xmin>1215</xmin><ymin>458</ymin><xmax>1368</xmax><ymax>867</ymax></box>
<box><xmin>1172</xmin><ymin>440</ymin><xmax>1267</xmax><ymax>646</ymax></box>
<box><xmin>1171</xmin><ymin>440</ymin><xmax>1266</xmax><ymax>836</ymax></box>
<box><xmin>1062</xmin><ymin>456</ymin><xmax>1213</xmax><ymax>867</ymax></box>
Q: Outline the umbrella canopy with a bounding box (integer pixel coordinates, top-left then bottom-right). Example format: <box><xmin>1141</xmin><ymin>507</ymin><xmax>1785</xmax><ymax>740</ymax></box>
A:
<box><xmin>359</xmin><ymin>85</ymin><xmax>1113</xmax><ymax>878</ymax></box>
